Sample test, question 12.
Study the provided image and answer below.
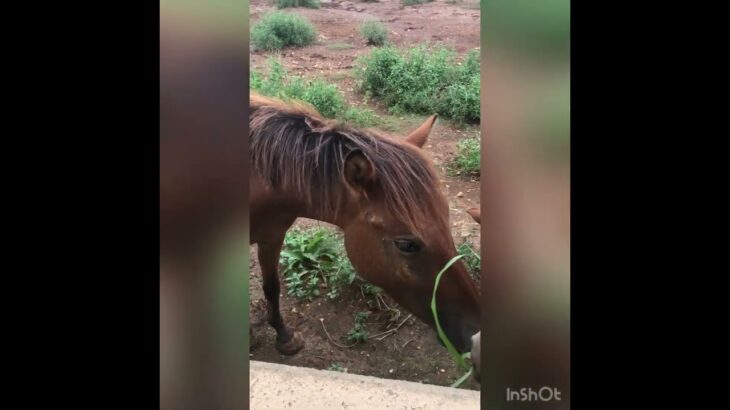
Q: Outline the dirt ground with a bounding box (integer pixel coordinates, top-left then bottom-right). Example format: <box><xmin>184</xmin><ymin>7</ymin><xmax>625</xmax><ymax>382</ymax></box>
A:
<box><xmin>249</xmin><ymin>0</ymin><xmax>481</xmax><ymax>390</ymax></box>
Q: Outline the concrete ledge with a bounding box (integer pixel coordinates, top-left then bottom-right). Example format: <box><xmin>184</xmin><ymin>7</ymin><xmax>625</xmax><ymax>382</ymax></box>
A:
<box><xmin>250</xmin><ymin>360</ymin><xmax>480</xmax><ymax>409</ymax></box>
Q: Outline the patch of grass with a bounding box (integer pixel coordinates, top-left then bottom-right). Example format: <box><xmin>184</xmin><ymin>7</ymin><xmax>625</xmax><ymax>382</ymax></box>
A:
<box><xmin>251</xmin><ymin>11</ymin><xmax>317</xmax><ymax>51</ymax></box>
<box><xmin>402</xmin><ymin>0</ymin><xmax>434</xmax><ymax>5</ymax></box>
<box><xmin>327</xmin><ymin>42</ymin><xmax>355</xmax><ymax>50</ymax></box>
<box><xmin>457</xmin><ymin>242</ymin><xmax>480</xmax><ymax>279</ymax></box>
<box><xmin>274</xmin><ymin>0</ymin><xmax>320</xmax><ymax>8</ymax></box>
<box><xmin>356</xmin><ymin>45</ymin><xmax>480</xmax><ymax>123</ymax></box>
<box><xmin>252</xmin><ymin>59</ymin><xmax>383</xmax><ymax>127</ymax></box>
<box><xmin>328</xmin><ymin>363</ymin><xmax>348</xmax><ymax>372</ymax></box>
<box><xmin>346</xmin><ymin>311</ymin><xmax>370</xmax><ymax>343</ymax></box>
<box><xmin>340</xmin><ymin>106</ymin><xmax>380</xmax><ymax>127</ymax></box>
<box><xmin>448</xmin><ymin>136</ymin><xmax>480</xmax><ymax>177</ymax></box>
<box><xmin>360</xmin><ymin>21</ymin><xmax>388</xmax><ymax>46</ymax></box>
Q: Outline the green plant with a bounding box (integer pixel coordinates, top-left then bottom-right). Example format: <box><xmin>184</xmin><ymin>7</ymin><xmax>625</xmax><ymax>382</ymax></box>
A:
<box><xmin>431</xmin><ymin>254</ymin><xmax>474</xmax><ymax>387</ymax></box>
<box><xmin>360</xmin><ymin>21</ymin><xmax>388</xmax><ymax>46</ymax></box>
<box><xmin>457</xmin><ymin>242</ymin><xmax>480</xmax><ymax>278</ymax></box>
<box><xmin>274</xmin><ymin>0</ymin><xmax>320</xmax><ymax>9</ymax></box>
<box><xmin>340</xmin><ymin>107</ymin><xmax>380</xmax><ymax>127</ymax></box>
<box><xmin>328</xmin><ymin>363</ymin><xmax>347</xmax><ymax>372</ymax></box>
<box><xmin>356</xmin><ymin>45</ymin><xmax>480</xmax><ymax>123</ymax></box>
<box><xmin>251</xmin><ymin>11</ymin><xmax>317</xmax><ymax>51</ymax></box>
<box><xmin>448</xmin><ymin>136</ymin><xmax>480</xmax><ymax>177</ymax></box>
<box><xmin>280</xmin><ymin>228</ymin><xmax>347</xmax><ymax>301</ymax></box>
<box><xmin>346</xmin><ymin>311</ymin><xmax>370</xmax><ymax>343</ymax></box>
<box><xmin>252</xmin><ymin>59</ymin><xmax>383</xmax><ymax>127</ymax></box>
<box><xmin>251</xmin><ymin>59</ymin><xmax>345</xmax><ymax>118</ymax></box>
<box><xmin>360</xmin><ymin>282</ymin><xmax>384</xmax><ymax>309</ymax></box>
<box><xmin>278</xmin><ymin>226</ymin><xmax>371</xmax><ymax>302</ymax></box>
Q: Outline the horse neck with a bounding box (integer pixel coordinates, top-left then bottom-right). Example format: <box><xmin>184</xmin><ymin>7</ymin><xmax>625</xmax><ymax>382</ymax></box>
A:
<box><xmin>297</xmin><ymin>184</ymin><xmax>358</xmax><ymax>229</ymax></box>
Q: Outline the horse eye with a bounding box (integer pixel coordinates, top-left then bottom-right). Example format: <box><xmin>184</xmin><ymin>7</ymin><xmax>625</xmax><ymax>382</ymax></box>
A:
<box><xmin>393</xmin><ymin>239</ymin><xmax>421</xmax><ymax>254</ymax></box>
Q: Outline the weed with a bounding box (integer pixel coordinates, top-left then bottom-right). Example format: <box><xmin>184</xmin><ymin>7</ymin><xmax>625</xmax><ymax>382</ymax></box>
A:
<box><xmin>252</xmin><ymin>59</ymin><xmax>382</xmax><ymax>127</ymax></box>
<box><xmin>279</xmin><ymin>228</ymin><xmax>353</xmax><ymax>301</ymax></box>
<box><xmin>279</xmin><ymin>226</ymin><xmax>382</xmax><ymax>303</ymax></box>
<box><xmin>448</xmin><ymin>136</ymin><xmax>480</xmax><ymax>177</ymax></box>
<box><xmin>328</xmin><ymin>363</ymin><xmax>348</xmax><ymax>372</ymax></box>
<box><xmin>346</xmin><ymin>311</ymin><xmax>370</xmax><ymax>343</ymax></box>
<box><xmin>356</xmin><ymin>45</ymin><xmax>480</xmax><ymax>123</ymax></box>
<box><xmin>457</xmin><ymin>241</ymin><xmax>480</xmax><ymax>279</ymax></box>
<box><xmin>251</xmin><ymin>11</ymin><xmax>317</xmax><ymax>51</ymax></box>
<box><xmin>274</xmin><ymin>0</ymin><xmax>320</xmax><ymax>9</ymax></box>
<box><xmin>360</xmin><ymin>21</ymin><xmax>388</xmax><ymax>46</ymax></box>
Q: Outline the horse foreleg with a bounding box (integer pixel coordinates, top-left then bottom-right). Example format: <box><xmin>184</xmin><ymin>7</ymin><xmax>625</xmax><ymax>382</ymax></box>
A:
<box><xmin>257</xmin><ymin>235</ymin><xmax>305</xmax><ymax>355</ymax></box>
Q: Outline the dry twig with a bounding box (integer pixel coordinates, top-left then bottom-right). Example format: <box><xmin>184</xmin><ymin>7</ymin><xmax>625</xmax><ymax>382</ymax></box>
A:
<box><xmin>319</xmin><ymin>318</ymin><xmax>356</xmax><ymax>349</ymax></box>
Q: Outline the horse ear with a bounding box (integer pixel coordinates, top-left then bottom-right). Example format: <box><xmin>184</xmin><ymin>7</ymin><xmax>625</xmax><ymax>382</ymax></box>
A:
<box><xmin>405</xmin><ymin>114</ymin><xmax>437</xmax><ymax>148</ymax></box>
<box><xmin>466</xmin><ymin>207</ymin><xmax>481</xmax><ymax>224</ymax></box>
<box><xmin>344</xmin><ymin>151</ymin><xmax>376</xmax><ymax>193</ymax></box>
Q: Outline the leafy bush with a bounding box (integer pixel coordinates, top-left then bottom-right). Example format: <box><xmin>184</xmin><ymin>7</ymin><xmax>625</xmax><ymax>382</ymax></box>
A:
<box><xmin>360</xmin><ymin>21</ymin><xmax>388</xmax><ymax>46</ymax></box>
<box><xmin>448</xmin><ymin>136</ymin><xmax>480</xmax><ymax>177</ymax></box>
<box><xmin>252</xmin><ymin>59</ymin><xmax>381</xmax><ymax>127</ymax></box>
<box><xmin>251</xmin><ymin>11</ymin><xmax>316</xmax><ymax>51</ymax></box>
<box><xmin>356</xmin><ymin>46</ymin><xmax>480</xmax><ymax>123</ymax></box>
<box><xmin>279</xmin><ymin>227</ymin><xmax>381</xmax><ymax>302</ymax></box>
<box><xmin>279</xmin><ymin>228</ymin><xmax>352</xmax><ymax>301</ymax></box>
<box><xmin>274</xmin><ymin>0</ymin><xmax>320</xmax><ymax>9</ymax></box>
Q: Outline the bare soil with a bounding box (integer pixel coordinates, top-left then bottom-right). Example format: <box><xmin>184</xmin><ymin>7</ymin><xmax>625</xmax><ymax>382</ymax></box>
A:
<box><xmin>249</xmin><ymin>0</ymin><xmax>481</xmax><ymax>390</ymax></box>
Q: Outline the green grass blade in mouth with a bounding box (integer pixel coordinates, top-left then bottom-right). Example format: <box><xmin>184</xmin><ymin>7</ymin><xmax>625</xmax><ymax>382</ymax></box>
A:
<box><xmin>430</xmin><ymin>254</ymin><xmax>470</xmax><ymax>372</ymax></box>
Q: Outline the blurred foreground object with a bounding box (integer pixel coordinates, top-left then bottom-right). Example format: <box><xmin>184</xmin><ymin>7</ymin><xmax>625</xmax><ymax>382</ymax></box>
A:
<box><xmin>482</xmin><ymin>0</ymin><xmax>570</xmax><ymax>408</ymax></box>
<box><xmin>160</xmin><ymin>3</ymin><xmax>249</xmax><ymax>409</ymax></box>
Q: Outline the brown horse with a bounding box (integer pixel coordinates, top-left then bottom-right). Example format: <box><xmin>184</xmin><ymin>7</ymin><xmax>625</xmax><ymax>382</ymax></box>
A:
<box><xmin>250</xmin><ymin>93</ymin><xmax>481</xmax><ymax>355</ymax></box>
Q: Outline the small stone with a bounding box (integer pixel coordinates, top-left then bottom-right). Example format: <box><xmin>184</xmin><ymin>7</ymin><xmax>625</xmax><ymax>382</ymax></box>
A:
<box><xmin>389</xmin><ymin>369</ymin><xmax>394</xmax><ymax>373</ymax></box>
<box><xmin>440</xmin><ymin>368</ymin><xmax>446</xmax><ymax>373</ymax></box>
<box><xmin>457</xmin><ymin>192</ymin><xmax>464</xmax><ymax>198</ymax></box>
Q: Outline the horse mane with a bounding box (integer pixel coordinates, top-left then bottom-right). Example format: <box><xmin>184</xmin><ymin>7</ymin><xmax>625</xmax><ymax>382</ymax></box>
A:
<box><xmin>250</xmin><ymin>93</ymin><xmax>446</xmax><ymax>236</ymax></box>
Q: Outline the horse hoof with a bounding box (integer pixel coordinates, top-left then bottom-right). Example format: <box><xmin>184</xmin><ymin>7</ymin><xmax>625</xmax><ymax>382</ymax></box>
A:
<box><xmin>275</xmin><ymin>331</ymin><xmax>305</xmax><ymax>355</ymax></box>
